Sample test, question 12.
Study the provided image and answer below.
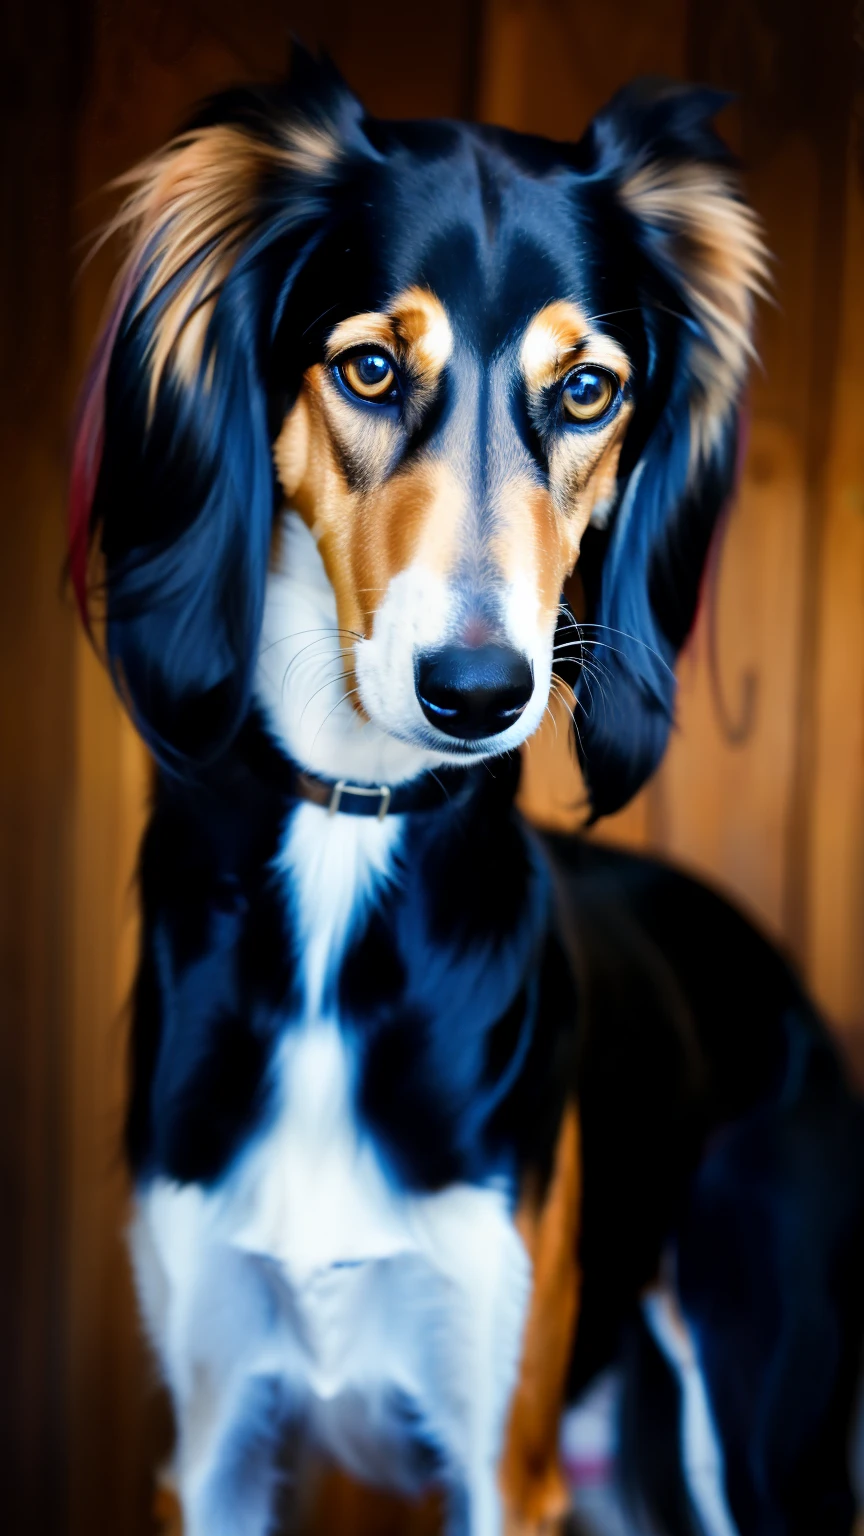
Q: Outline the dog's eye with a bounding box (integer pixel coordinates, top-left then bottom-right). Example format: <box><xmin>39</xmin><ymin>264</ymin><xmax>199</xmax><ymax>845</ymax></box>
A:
<box><xmin>339</xmin><ymin>352</ymin><xmax>398</xmax><ymax>403</ymax></box>
<box><xmin>562</xmin><ymin>367</ymin><xmax>618</xmax><ymax>424</ymax></box>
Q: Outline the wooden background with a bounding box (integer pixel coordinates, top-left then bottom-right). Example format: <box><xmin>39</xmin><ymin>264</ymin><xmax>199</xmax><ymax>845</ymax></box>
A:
<box><xmin>2</xmin><ymin>1</ymin><xmax>863</xmax><ymax>1531</ymax></box>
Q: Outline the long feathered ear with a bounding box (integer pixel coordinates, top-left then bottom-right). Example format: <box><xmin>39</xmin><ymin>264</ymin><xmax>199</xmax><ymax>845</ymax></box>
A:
<box><xmin>70</xmin><ymin>50</ymin><xmax>368</xmax><ymax>769</ymax></box>
<box><xmin>569</xmin><ymin>81</ymin><xmax>769</xmax><ymax>818</ymax></box>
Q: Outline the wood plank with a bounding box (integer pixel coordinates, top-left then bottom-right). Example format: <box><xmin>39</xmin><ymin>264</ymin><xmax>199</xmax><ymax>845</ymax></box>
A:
<box><xmin>807</xmin><ymin>116</ymin><xmax>864</xmax><ymax>1031</ymax></box>
<box><xmin>0</xmin><ymin>2</ymin><xmax>86</xmax><ymax>1530</ymax></box>
<box><xmin>477</xmin><ymin>0</ymin><xmax>688</xmax><ymax>136</ymax></box>
<box><xmin>651</xmin><ymin>417</ymin><xmax>807</xmax><ymax>942</ymax></box>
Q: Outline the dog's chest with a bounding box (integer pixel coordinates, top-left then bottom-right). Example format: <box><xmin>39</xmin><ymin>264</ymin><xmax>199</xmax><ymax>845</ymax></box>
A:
<box><xmin>226</xmin><ymin>804</ymin><xmax>420</xmax><ymax>1275</ymax></box>
<box><xmin>169</xmin><ymin>805</ymin><xmax>530</xmax><ymax>1473</ymax></box>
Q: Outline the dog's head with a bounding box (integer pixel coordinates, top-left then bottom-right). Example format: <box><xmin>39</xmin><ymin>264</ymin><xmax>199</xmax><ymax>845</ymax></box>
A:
<box><xmin>71</xmin><ymin>51</ymin><xmax>766</xmax><ymax>816</ymax></box>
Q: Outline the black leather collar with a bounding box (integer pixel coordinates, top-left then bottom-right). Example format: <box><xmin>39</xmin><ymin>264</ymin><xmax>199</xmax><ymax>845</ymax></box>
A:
<box><xmin>236</xmin><ymin>719</ymin><xmax>483</xmax><ymax>818</ymax></box>
<box><xmin>289</xmin><ymin>762</ymin><xmax>481</xmax><ymax>819</ymax></box>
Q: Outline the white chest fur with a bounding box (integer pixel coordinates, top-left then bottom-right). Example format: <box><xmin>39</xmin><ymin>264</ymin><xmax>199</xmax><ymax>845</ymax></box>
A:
<box><xmin>131</xmin><ymin>803</ymin><xmax>531</xmax><ymax>1535</ymax></box>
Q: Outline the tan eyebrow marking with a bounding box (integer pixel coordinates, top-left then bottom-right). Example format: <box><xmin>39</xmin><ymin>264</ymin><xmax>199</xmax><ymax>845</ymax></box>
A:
<box><xmin>325</xmin><ymin>286</ymin><xmax>453</xmax><ymax>390</ymax></box>
<box><xmin>325</xmin><ymin>312</ymin><xmax>394</xmax><ymax>359</ymax></box>
<box><xmin>520</xmin><ymin>299</ymin><xmax>631</xmax><ymax>396</ymax></box>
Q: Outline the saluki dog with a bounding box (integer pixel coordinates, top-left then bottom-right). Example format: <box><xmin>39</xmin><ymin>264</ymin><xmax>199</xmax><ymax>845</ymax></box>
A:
<box><xmin>70</xmin><ymin>51</ymin><xmax>864</xmax><ymax>1536</ymax></box>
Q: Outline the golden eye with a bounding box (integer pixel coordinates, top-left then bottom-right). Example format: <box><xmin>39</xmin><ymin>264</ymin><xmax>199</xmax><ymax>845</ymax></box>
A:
<box><xmin>562</xmin><ymin>367</ymin><xmax>618</xmax><ymax>423</ymax></box>
<box><xmin>339</xmin><ymin>352</ymin><xmax>397</xmax><ymax>402</ymax></box>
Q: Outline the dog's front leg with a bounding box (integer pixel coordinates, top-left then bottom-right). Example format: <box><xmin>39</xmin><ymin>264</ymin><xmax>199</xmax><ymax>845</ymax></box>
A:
<box><xmin>174</xmin><ymin>1367</ymin><xmax>291</xmax><ymax>1536</ymax></box>
<box><xmin>449</xmin><ymin>1112</ymin><xmax>581</xmax><ymax>1536</ymax></box>
<box><xmin>499</xmin><ymin>1106</ymin><xmax>582</xmax><ymax>1535</ymax></box>
<box><xmin>420</xmin><ymin>1187</ymin><xmax>533</xmax><ymax>1536</ymax></box>
<box><xmin>132</xmin><ymin>1188</ymin><xmax>299</xmax><ymax>1536</ymax></box>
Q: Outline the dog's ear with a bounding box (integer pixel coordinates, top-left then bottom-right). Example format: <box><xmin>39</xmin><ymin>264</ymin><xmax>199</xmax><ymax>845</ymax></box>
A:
<box><xmin>70</xmin><ymin>50</ymin><xmax>368</xmax><ymax>769</ymax></box>
<box><xmin>568</xmin><ymin>81</ymin><xmax>768</xmax><ymax>818</ymax></box>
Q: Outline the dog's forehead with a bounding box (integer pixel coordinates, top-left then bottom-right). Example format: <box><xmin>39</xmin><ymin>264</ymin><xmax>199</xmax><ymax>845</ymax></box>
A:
<box><xmin>349</xmin><ymin>126</ymin><xmax>598</xmax><ymax>354</ymax></box>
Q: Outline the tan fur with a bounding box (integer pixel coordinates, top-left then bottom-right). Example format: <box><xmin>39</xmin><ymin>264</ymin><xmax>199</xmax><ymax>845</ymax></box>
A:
<box><xmin>388</xmin><ymin>287</ymin><xmax>453</xmax><ymax>383</ymax></box>
<box><xmin>492</xmin><ymin>476</ymin><xmax>569</xmax><ymax>633</ymax></box>
<box><xmin>500</xmin><ymin>1104</ymin><xmax>582</xmax><ymax>1535</ymax></box>
<box><xmin>325</xmin><ymin>312</ymin><xmax>400</xmax><ymax>359</ymax></box>
<box><xmin>101</xmin><ymin>116</ymin><xmax>342</xmax><ymax>420</ymax></box>
<box><xmin>547</xmin><ymin>404</ymin><xmax>632</xmax><ymax>520</ymax></box>
<box><xmin>620</xmin><ymin>161</ymin><xmax>769</xmax><ymax>469</ymax></box>
<box><xmin>520</xmin><ymin>300</ymin><xmax>631</xmax><ymax>397</ymax></box>
<box><xmin>273</xmin><ymin>373</ymin><xmax>466</xmax><ymax>648</ymax></box>
<box><xmin>280</xmin><ymin>118</ymin><xmax>341</xmax><ymax>176</ymax></box>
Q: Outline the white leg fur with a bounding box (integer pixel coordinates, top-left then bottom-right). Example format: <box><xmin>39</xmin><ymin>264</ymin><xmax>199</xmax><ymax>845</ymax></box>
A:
<box><xmin>133</xmin><ymin>1187</ymin><xmax>292</xmax><ymax>1536</ymax></box>
<box><xmin>642</xmin><ymin>1283</ymin><xmax>740</xmax><ymax>1536</ymax></box>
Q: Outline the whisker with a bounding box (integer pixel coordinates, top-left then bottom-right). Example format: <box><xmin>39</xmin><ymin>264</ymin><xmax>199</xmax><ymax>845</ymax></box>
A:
<box><xmin>580</xmin><ymin>665</ymin><xmax>612</xmax><ymax>731</ymax></box>
<box><xmin>547</xmin><ymin>685</ymin><xmax>581</xmax><ymax>737</ymax></box>
<box><xmin>550</xmin><ymin>679</ymin><xmax>591</xmax><ymax>772</ymax></box>
<box><xmin>299</xmin><ymin>666</ymin><xmax>358</xmax><ymax>724</ymax></box>
<box><xmin>260</xmin><ymin>622</ymin><xmax>361</xmax><ymax>647</ymax></box>
<box><xmin>555</xmin><ymin>603</ymin><xmax>674</xmax><ymax>678</ymax></box>
<box><xmin>301</xmin><ymin>302</ymin><xmax>341</xmax><ymax>338</ymax></box>
<box><xmin>570</xmin><ymin>670</ymin><xmax>595</xmax><ymax>718</ymax></box>
<box><xmin>266</xmin><ymin>635</ymin><xmax>353</xmax><ymax>675</ymax></box>
<box><xmin>310</xmin><ymin>687</ymin><xmax>362</xmax><ymax>752</ymax></box>
<box><xmin>279</xmin><ymin>643</ymin><xmax>355</xmax><ymax>687</ymax></box>
<box><xmin>552</xmin><ymin>642</ymin><xmax>616</xmax><ymax>689</ymax></box>
<box><xmin>569</xmin><ymin>693</ymin><xmax>586</xmax><ymax>760</ymax></box>
<box><xmin>548</xmin><ymin>682</ymin><xmax>583</xmax><ymax>752</ymax></box>
<box><xmin>581</xmin><ymin>305</ymin><xmax>643</xmax><ymax>326</ymax></box>
<box><xmin>556</xmin><ymin>620</ymin><xmax>675</xmax><ymax>679</ymax></box>
<box><xmin>280</xmin><ymin>647</ymin><xmax>354</xmax><ymax>704</ymax></box>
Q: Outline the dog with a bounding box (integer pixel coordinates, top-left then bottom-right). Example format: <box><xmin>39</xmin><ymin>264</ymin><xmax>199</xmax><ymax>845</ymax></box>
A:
<box><xmin>70</xmin><ymin>49</ymin><xmax>864</xmax><ymax>1536</ymax></box>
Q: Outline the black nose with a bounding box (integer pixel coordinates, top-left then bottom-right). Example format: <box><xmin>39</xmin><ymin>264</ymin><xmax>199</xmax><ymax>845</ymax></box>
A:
<box><xmin>416</xmin><ymin>644</ymin><xmax>534</xmax><ymax>740</ymax></box>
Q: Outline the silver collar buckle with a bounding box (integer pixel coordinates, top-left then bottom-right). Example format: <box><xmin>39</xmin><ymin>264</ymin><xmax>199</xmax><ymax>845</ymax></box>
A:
<box><xmin>327</xmin><ymin>780</ymin><xmax>392</xmax><ymax>820</ymax></box>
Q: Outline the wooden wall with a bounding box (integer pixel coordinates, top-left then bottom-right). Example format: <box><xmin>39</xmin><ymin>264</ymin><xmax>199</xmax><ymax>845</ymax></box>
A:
<box><xmin>2</xmin><ymin>2</ymin><xmax>85</xmax><ymax>1530</ymax></box>
<box><xmin>1</xmin><ymin>2</ymin><xmax>861</xmax><ymax>1532</ymax></box>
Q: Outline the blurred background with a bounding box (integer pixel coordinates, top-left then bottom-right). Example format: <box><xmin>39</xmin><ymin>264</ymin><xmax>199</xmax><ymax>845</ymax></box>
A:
<box><xmin>2</xmin><ymin>0</ymin><xmax>863</xmax><ymax>1531</ymax></box>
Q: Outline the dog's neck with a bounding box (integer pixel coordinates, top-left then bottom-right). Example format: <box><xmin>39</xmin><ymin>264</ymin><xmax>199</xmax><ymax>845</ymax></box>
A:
<box><xmin>255</xmin><ymin>512</ymin><xmax>449</xmax><ymax>786</ymax></box>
